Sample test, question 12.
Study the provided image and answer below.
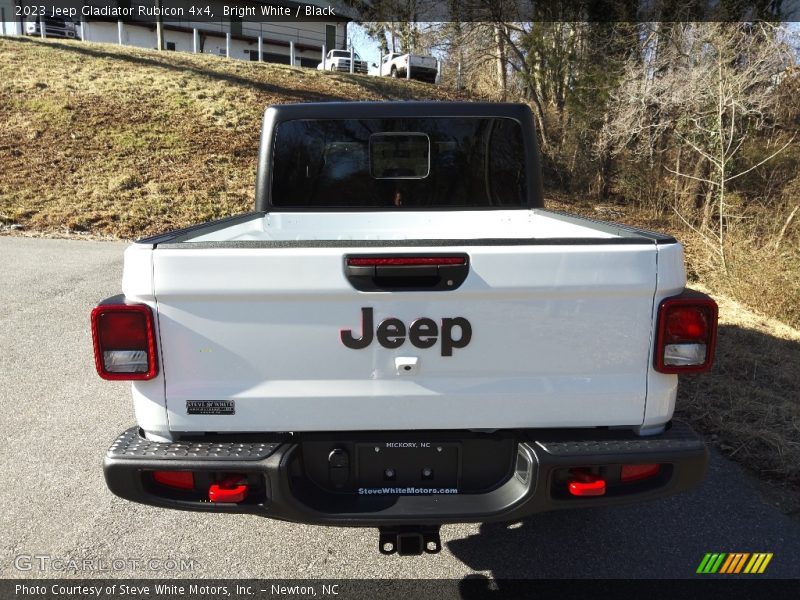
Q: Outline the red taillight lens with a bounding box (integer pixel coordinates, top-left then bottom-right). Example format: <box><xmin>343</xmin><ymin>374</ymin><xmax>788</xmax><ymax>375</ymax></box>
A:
<box><xmin>347</xmin><ymin>257</ymin><xmax>466</xmax><ymax>266</ymax></box>
<box><xmin>665</xmin><ymin>307</ymin><xmax>708</xmax><ymax>342</ymax></box>
<box><xmin>620</xmin><ymin>463</ymin><xmax>662</xmax><ymax>482</ymax></box>
<box><xmin>152</xmin><ymin>471</ymin><xmax>194</xmax><ymax>490</ymax></box>
<box><xmin>98</xmin><ymin>312</ymin><xmax>149</xmax><ymax>350</ymax></box>
<box><xmin>91</xmin><ymin>304</ymin><xmax>158</xmax><ymax>380</ymax></box>
<box><xmin>654</xmin><ymin>294</ymin><xmax>718</xmax><ymax>374</ymax></box>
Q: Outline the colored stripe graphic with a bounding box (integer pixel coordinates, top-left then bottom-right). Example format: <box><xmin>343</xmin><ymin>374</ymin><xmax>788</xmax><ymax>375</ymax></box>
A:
<box><xmin>733</xmin><ymin>553</ymin><xmax>750</xmax><ymax>573</ymax></box>
<box><xmin>744</xmin><ymin>554</ymin><xmax>760</xmax><ymax>573</ymax></box>
<box><xmin>720</xmin><ymin>553</ymin><xmax>748</xmax><ymax>573</ymax></box>
<box><xmin>697</xmin><ymin>553</ymin><xmax>727</xmax><ymax>573</ymax></box>
<box><xmin>758</xmin><ymin>554</ymin><xmax>774</xmax><ymax>573</ymax></box>
<box><xmin>719</xmin><ymin>554</ymin><xmax>736</xmax><ymax>574</ymax></box>
<box><xmin>744</xmin><ymin>553</ymin><xmax>774</xmax><ymax>574</ymax></box>
<box><xmin>697</xmin><ymin>552</ymin><xmax>773</xmax><ymax>574</ymax></box>
<box><xmin>710</xmin><ymin>553</ymin><xmax>726</xmax><ymax>573</ymax></box>
<box><xmin>696</xmin><ymin>553</ymin><xmax>714</xmax><ymax>573</ymax></box>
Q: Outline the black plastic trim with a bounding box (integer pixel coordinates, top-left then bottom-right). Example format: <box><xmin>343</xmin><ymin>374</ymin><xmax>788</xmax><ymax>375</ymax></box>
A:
<box><xmin>155</xmin><ymin>237</ymin><xmax>659</xmax><ymax>250</ymax></box>
<box><xmin>530</xmin><ymin>422</ymin><xmax>705</xmax><ymax>455</ymax></box>
<box><xmin>541</xmin><ymin>209</ymin><xmax>678</xmax><ymax>244</ymax></box>
<box><xmin>137</xmin><ymin>209</ymin><xmax>678</xmax><ymax>249</ymax></box>
<box><xmin>136</xmin><ymin>212</ymin><xmax>264</xmax><ymax>247</ymax></box>
<box><xmin>97</xmin><ymin>294</ymin><xmax>127</xmax><ymax>306</ymax></box>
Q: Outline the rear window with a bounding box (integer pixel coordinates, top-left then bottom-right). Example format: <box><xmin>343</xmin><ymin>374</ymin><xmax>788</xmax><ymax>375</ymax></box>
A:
<box><xmin>270</xmin><ymin>118</ymin><xmax>527</xmax><ymax>209</ymax></box>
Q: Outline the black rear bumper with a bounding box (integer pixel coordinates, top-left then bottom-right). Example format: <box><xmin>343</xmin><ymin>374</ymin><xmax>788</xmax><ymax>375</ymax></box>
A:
<box><xmin>104</xmin><ymin>422</ymin><xmax>708</xmax><ymax>526</ymax></box>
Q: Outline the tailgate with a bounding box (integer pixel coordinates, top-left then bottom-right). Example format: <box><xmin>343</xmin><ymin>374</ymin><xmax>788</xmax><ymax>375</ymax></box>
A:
<box><xmin>410</xmin><ymin>56</ymin><xmax>437</xmax><ymax>69</ymax></box>
<box><xmin>154</xmin><ymin>244</ymin><xmax>657</xmax><ymax>432</ymax></box>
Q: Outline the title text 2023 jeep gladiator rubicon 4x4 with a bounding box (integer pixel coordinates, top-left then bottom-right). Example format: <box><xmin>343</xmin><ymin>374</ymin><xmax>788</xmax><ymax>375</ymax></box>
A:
<box><xmin>94</xmin><ymin>102</ymin><xmax>716</xmax><ymax>556</ymax></box>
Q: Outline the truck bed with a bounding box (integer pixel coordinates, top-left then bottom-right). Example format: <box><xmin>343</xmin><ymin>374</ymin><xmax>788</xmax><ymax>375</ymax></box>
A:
<box><xmin>142</xmin><ymin>209</ymin><xmax>674</xmax><ymax>246</ymax></box>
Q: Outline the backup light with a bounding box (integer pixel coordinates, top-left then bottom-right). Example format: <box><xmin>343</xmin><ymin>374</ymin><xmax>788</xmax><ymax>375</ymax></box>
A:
<box><xmin>91</xmin><ymin>304</ymin><xmax>158</xmax><ymax>380</ymax></box>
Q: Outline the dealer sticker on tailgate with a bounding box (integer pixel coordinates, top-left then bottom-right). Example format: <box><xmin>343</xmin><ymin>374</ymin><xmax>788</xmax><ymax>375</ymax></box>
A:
<box><xmin>186</xmin><ymin>400</ymin><xmax>235</xmax><ymax>415</ymax></box>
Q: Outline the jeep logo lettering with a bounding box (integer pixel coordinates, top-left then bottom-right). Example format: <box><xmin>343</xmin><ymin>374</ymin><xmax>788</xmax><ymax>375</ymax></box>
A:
<box><xmin>340</xmin><ymin>307</ymin><xmax>472</xmax><ymax>356</ymax></box>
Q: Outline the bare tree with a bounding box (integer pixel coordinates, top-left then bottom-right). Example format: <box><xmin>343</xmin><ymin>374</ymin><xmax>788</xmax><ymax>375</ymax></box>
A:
<box><xmin>601</xmin><ymin>22</ymin><xmax>794</xmax><ymax>270</ymax></box>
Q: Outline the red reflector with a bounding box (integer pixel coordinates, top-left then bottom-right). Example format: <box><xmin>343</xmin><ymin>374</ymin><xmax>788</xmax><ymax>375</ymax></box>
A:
<box><xmin>567</xmin><ymin>470</ymin><xmax>606</xmax><ymax>497</ymax></box>
<box><xmin>620</xmin><ymin>463</ymin><xmax>662</xmax><ymax>482</ymax></box>
<box><xmin>209</xmin><ymin>476</ymin><xmax>248</xmax><ymax>503</ymax></box>
<box><xmin>152</xmin><ymin>471</ymin><xmax>194</xmax><ymax>490</ymax></box>
<box><xmin>347</xmin><ymin>257</ymin><xmax>466</xmax><ymax>266</ymax></box>
<box><xmin>569</xmin><ymin>479</ymin><xmax>606</xmax><ymax>497</ymax></box>
<box><xmin>91</xmin><ymin>304</ymin><xmax>158</xmax><ymax>380</ymax></box>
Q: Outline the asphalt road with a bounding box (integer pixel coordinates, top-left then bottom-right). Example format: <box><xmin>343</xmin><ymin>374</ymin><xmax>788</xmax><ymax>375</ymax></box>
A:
<box><xmin>1</xmin><ymin>236</ymin><xmax>799</xmax><ymax>580</ymax></box>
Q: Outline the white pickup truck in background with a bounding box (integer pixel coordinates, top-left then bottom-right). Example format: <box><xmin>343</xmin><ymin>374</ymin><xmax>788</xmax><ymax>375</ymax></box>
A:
<box><xmin>25</xmin><ymin>16</ymin><xmax>77</xmax><ymax>39</ymax></box>
<box><xmin>317</xmin><ymin>49</ymin><xmax>369</xmax><ymax>74</ymax></box>
<box><xmin>379</xmin><ymin>52</ymin><xmax>439</xmax><ymax>82</ymax></box>
<box><xmin>95</xmin><ymin>102</ymin><xmax>715</xmax><ymax>556</ymax></box>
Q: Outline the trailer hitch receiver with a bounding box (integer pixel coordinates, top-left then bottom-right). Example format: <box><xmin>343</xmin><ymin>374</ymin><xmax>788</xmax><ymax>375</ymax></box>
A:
<box><xmin>378</xmin><ymin>526</ymin><xmax>441</xmax><ymax>556</ymax></box>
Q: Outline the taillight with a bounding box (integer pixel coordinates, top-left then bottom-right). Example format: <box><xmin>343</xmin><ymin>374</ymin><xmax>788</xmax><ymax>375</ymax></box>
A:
<box><xmin>91</xmin><ymin>304</ymin><xmax>158</xmax><ymax>380</ymax></box>
<box><xmin>654</xmin><ymin>293</ymin><xmax>718</xmax><ymax>373</ymax></box>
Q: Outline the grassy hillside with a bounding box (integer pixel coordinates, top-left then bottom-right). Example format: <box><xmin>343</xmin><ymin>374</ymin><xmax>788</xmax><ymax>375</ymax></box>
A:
<box><xmin>0</xmin><ymin>37</ymin><xmax>474</xmax><ymax>238</ymax></box>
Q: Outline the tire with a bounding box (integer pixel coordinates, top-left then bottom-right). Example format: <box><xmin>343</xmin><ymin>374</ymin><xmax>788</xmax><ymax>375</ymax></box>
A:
<box><xmin>390</xmin><ymin>66</ymin><xmax>398</xmax><ymax>78</ymax></box>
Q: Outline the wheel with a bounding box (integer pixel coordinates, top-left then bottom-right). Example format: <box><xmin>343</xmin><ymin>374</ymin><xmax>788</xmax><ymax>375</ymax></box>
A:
<box><xmin>390</xmin><ymin>66</ymin><xmax>398</xmax><ymax>78</ymax></box>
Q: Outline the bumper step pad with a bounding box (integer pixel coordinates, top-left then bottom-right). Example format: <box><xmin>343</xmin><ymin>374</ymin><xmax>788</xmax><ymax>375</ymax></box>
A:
<box><xmin>534</xmin><ymin>421</ymin><xmax>705</xmax><ymax>457</ymax></box>
<box><xmin>107</xmin><ymin>427</ymin><xmax>281</xmax><ymax>461</ymax></box>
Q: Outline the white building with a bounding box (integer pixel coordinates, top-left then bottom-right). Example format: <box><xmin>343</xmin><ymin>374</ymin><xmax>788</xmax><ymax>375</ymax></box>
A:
<box><xmin>0</xmin><ymin>0</ymin><xmax>22</xmax><ymax>35</ymax></box>
<box><xmin>2</xmin><ymin>1</ymin><xmax>355</xmax><ymax>67</ymax></box>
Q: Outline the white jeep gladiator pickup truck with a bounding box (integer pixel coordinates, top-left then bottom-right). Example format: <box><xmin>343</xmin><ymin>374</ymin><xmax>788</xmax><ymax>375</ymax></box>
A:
<box><xmin>95</xmin><ymin>102</ymin><xmax>715</xmax><ymax>556</ymax></box>
<box><xmin>317</xmin><ymin>49</ymin><xmax>369</xmax><ymax>74</ymax></box>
